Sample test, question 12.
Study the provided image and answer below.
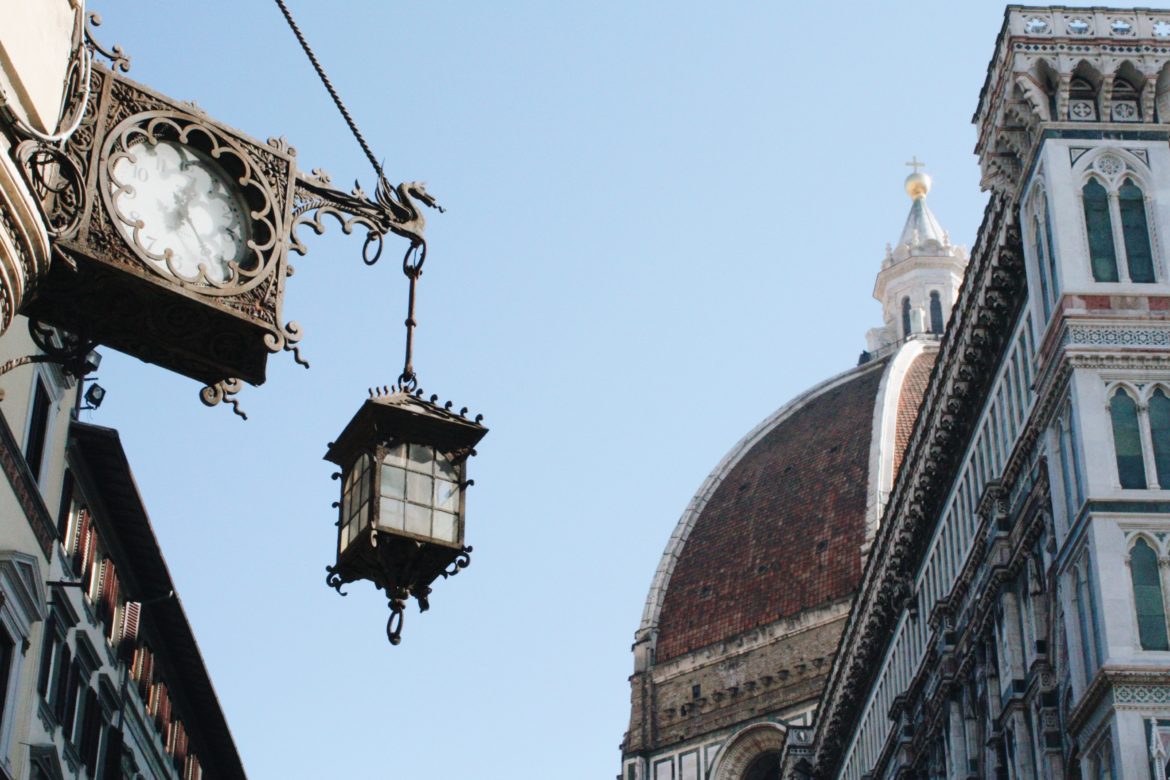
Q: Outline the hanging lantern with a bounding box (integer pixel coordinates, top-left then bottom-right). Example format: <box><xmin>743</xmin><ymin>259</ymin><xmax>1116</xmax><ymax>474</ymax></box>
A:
<box><xmin>325</xmin><ymin>389</ymin><xmax>486</xmax><ymax>644</ymax></box>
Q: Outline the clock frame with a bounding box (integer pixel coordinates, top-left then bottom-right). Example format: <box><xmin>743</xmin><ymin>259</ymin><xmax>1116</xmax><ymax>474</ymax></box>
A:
<box><xmin>22</xmin><ymin>64</ymin><xmax>298</xmax><ymax>388</ymax></box>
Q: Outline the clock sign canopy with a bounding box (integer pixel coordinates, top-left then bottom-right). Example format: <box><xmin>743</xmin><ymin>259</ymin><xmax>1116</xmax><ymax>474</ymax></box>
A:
<box><xmin>324</xmin><ymin>388</ymin><xmax>487</xmax><ymax>645</ymax></box>
<box><xmin>21</xmin><ymin>64</ymin><xmax>297</xmax><ymax>393</ymax></box>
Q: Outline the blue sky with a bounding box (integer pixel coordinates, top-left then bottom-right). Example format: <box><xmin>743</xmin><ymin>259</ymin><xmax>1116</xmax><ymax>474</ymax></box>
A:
<box><xmin>88</xmin><ymin>2</ymin><xmax>1112</xmax><ymax>777</ymax></box>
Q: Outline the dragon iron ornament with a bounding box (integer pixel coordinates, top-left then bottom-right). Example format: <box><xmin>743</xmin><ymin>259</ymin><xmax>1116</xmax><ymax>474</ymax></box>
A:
<box><xmin>290</xmin><ymin>173</ymin><xmax>444</xmax><ymax>270</ymax></box>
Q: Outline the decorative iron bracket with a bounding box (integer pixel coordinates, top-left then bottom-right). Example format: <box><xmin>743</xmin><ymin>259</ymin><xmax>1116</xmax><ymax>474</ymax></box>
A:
<box><xmin>290</xmin><ymin>171</ymin><xmax>444</xmax><ymax>269</ymax></box>
<box><xmin>0</xmin><ymin>320</ymin><xmax>98</xmax><ymax>394</ymax></box>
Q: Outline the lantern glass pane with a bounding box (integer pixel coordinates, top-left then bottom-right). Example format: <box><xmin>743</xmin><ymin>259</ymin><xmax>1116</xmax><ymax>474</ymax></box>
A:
<box><xmin>380</xmin><ymin>498</ymin><xmax>405</xmax><ymax>531</ymax></box>
<box><xmin>340</xmin><ymin>454</ymin><xmax>372</xmax><ymax>551</ymax></box>
<box><xmin>384</xmin><ymin>442</ymin><xmax>406</xmax><ymax>466</ymax></box>
<box><xmin>407</xmin><ymin>444</ymin><xmax>432</xmax><ymax>472</ymax></box>
<box><xmin>433</xmin><ymin>511</ymin><xmax>457</xmax><ymax>543</ymax></box>
<box><xmin>434</xmin><ymin>479</ymin><xmax>459</xmax><ymax>513</ymax></box>
<box><xmin>380</xmin><ymin>464</ymin><xmax>406</xmax><ymax>499</ymax></box>
<box><xmin>407</xmin><ymin>472</ymin><xmax>432</xmax><ymax>505</ymax></box>
<box><xmin>436</xmin><ymin>453</ymin><xmax>458</xmax><ymax>481</ymax></box>
<box><xmin>405</xmin><ymin>503</ymin><xmax>430</xmax><ymax>537</ymax></box>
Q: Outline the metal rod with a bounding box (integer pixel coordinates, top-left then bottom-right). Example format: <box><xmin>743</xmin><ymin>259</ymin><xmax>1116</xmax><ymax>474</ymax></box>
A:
<box><xmin>399</xmin><ymin>269</ymin><xmax>419</xmax><ymax>390</ymax></box>
<box><xmin>271</xmin><ymin>0</ymin><xmax>385</xmax><ymax>183</ymax></box>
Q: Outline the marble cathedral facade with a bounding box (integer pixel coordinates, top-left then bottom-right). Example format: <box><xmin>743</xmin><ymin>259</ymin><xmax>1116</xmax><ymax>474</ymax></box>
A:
<box><xmin>784</xmin><ymin>6</ymin><xmax>1170</xmax><ymax>779</ymax></box>
<box><xmin>625</xmin><ymin>5</ymin><xmax>1170</xmax><ymax>780</ymax></box>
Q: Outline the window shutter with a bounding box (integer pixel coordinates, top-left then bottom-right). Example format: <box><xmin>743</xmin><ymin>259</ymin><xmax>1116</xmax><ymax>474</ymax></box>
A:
<box><xmin>37</xmin><ymin>615</ymin><xmax>56</xmax><ymax>696</ymax></box>
<box><xmin>103</xmin><ymin>719</ymin><xmax>124</xmax><ymax>779</ymax></box>
<box><xmin>136</xmin><ymin>647</ymin><xmax>154</xmax><ymax>698</ymax></box>
<box><xmin>68</xmin><ymin>507</ymin><xmax>88</xmax><ymax>562</ymax></box>
<box><xmin>81</xmin><ymin>528</ymin><xmax>98</xmax><ymax>591</ymax></box>
<box><xmin>61</xmin><ymin>663</ymin><xmax>79</xmax><ymax>740</ymax></box>
<box><xmin>120</xmin><ymin>602</ymin><xmax>141</xmax><ymax>660</ymax></box>
<box><xmin>95</xmin><ymin>559</ymin><xmax>109</xmax><ymax>615</ymax></box>
<box><xmin>74</xmin><ymin>510</ymin><xmax>92</xmax><ymax>574</ymax></box>
<box><xmin>53</xmin><ymin>645</ymin><xmax>72</xmax><ymax>721</ymax></box>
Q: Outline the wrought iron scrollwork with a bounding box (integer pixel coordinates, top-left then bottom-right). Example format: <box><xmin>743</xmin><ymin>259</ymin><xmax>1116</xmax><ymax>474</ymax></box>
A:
<box><xmin>14</xmin><ymin>141</ymin><xmax>86</xmax><ymax>239</ymax></box>
<box><xmin>441</xmin><ymin>546</ymin><xmax>473</xmax><ymax>579</ymax></box>
<box><xmin>199</xmin><ymin>378</ymin><xmax>247</xmax><ymax>420</ymax></box>
<box><xmin>325</xmin><ymin>564</ymin><xmax>350</xmax><ymax>596</ymax></box>
<box><xmin>84</xmin><ymin>12</ymin><xmax>131</xmax><ymax>73</ymax></box>
<box><xmin>263</xmin><ymin>321</ymin><xmax>310</xmax><ymax>368</ymax></box>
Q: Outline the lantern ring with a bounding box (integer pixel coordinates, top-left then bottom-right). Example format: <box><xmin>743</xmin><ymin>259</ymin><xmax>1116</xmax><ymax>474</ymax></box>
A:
<box><xmin>386</xmin><ymin>604</ymin><xmax>405</xmax><ymax>645</ymax></box>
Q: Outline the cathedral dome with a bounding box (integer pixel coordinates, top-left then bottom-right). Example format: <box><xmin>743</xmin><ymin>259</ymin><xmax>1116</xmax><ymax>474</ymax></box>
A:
<box><xmin>641</xmin><ymin>344</ymin><xmax>936</xmax><ymax>663</ymax></box>
<box><xmin>621</xmin><ymin>172</ymin><xmax>963</xmax><ymax>777</ymax></box>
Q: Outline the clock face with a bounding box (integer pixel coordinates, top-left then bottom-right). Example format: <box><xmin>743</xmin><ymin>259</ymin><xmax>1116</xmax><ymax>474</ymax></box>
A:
<box><xmin>108</xmin><ymin>140</ymin><xmax>252</xmax><ymax>285</ymax></box>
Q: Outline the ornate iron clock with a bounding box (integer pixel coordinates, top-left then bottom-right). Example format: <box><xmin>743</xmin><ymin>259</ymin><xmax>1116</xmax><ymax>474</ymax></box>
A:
<box><xmin>20</xmin><ymin>63</ymin><xmax>301</xmax><ymax>406</ymax></box>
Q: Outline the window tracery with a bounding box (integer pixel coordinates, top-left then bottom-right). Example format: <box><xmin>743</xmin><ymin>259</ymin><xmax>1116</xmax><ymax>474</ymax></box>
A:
<box><xmin>1069</xmin><ymin>76</ymin><xmax>1099</xmax><ymax>121</ymax></box>
<box><xmin>1078</xmin><ymin>151</ymin><xmax>1160</xmax><ymax>284</ymax></box>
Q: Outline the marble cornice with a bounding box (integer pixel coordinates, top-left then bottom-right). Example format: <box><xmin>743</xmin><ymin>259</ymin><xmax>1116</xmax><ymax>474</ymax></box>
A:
<box><xmin>809</xmin><ymin>192</ymin><xmax>1028</xmax><ymax>773</ymax></box>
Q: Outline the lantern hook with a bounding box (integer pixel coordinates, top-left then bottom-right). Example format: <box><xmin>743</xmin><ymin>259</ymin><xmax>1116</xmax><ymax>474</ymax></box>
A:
<box><xmin>386</xmin><ymin>587</ymin><xmax>409</xmax><ymax>645</ymax></box>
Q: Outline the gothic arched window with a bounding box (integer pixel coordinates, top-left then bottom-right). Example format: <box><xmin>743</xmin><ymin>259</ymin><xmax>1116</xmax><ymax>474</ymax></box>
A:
<box><xmin>1033</xmin><ymin>215</ymin><xmax>1052</xmax><ymax>319</ymax></box>
<box><xmin>1110</xmin><ymin>387</ymin><xmax>1147</xmax><ymax>488</ymax></box>
<box><xmin>1043</xmin><ymin>202</ymin><xmax>1060</xmax><ymax>300</ymax></box>
<box><xmin>901</xmin><ymin>296</ymin><xmax>911</xmax><ymax>338</ymax></box>
<box><xmin>1075</xmin><ymin>564</ymin><xmax>1096</xmax><ymax>683</ymax></box>
<box><xmin>929</xmin><ymin>291</ymin><xmax>943</xmax><ymax>335</ymax></box>
<box><xmin>1083</xmin><ymin>179</ymin><xmax>1119</xmax><ymax>282</ymax></box>
<box><xmin>1119</xmin><ymin>178</ymin><xmax>1155</xmax><ymax>282</ymax></box>
<box><xmin>1150</xmin><ymin>388</ymin><xmax>1170</xmax><ymax>487</ymax></box>
<box><xmin>1129</xmin><ymin>537</ymin><xmax>1169</xmax><ymax>651</ymax></box>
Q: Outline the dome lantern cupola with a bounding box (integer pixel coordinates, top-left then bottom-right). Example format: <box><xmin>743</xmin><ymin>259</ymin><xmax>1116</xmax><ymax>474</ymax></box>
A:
<box><xmin>868</xmin><ymin>161</ymin><xmax>968</xmax><ymax>353</ymax></box>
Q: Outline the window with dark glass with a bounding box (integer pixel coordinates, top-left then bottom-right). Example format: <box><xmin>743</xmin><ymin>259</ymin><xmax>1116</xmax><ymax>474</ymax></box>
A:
<box><xmin>1150</xmin><ymin>389</ymin><xmax>1170</xmax><ymax>488</ymax></box>
<box><xmin>24</xmin><ymin>377</ymin><xmax>51</xmax><ymax>483</ymax></box>
<box><xmin>929</xmin><ymin>291</ymin><xmax>944</xmax><ymax>335</ymax></box>
<box><xmin>1084</xmin><ymin>179</ymin><xmax>1119</xmax><ymax>282</ymax></box>
<box><xmin>1119</xmin><ymin>178</ymin><xmax>1155</xmax><ymax>282</ymax></box>
<box><xmin>1033</xmin><ymin>215</ymin><xmax>1052</xmax><ymax>319</ymax></box>
<box><xmin>1110</xmin><ymin>388</ymin><xmax>1147</xmax><ymax>488</ymax></box>
<box><xmin>0</xmin><ymin>628</ymin><xmax>13</xmax><ymax>733</ymax></box>
<box><xmin>1075</xmin><ymin>567</ymin><xmax>1096</xmax><ymax>683</ymax></box>
<box><xmin>1043</xmin><ymin>203</ymin><xmax>1060</xmax><ymax>301</ymax></box>
<box><xmin>1130</xmin><ymin>538</ymin><xmax>1169</xmax><ymax>650</ymax></box>
<box><xmin>901</xmin><ymin>296</ymin><xmax>911</xmax><ymax>338</ymax></box>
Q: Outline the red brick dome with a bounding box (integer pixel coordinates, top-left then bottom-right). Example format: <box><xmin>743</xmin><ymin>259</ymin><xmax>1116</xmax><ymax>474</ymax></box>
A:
<box><xmin>644</xmin><ymin>347</ymin><xmax>935</xmax><ymax>663</ymax></box>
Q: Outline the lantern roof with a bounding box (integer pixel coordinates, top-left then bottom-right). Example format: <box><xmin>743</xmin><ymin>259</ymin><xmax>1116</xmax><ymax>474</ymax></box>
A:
<box><xmin>324</xmin><ymin>389</ymin><xmax>488</xmax><ymax>469</ymax></box>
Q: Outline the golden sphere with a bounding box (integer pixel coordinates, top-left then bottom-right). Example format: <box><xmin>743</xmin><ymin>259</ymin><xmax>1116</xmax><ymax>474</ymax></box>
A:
<box><xmin>905</xmin><ymin>171</ymin><xmax>932</xmax><ymax>199</ymax></box>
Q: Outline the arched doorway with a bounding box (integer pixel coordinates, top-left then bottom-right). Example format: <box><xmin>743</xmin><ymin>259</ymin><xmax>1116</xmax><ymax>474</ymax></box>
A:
<box><xmin>709</xmin><ymin>723</ymin><xmax>786</xmax><ymax>780</ymax></box>
<box><xmin>743</xmin><ymin>750</ymin><xmax>781</xmax><ymax>780</ymax></box>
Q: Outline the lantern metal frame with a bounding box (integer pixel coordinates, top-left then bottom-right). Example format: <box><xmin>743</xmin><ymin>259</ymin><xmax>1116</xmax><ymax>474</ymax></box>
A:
<box><xmin>325</xmin><ymin>389</ymin><xmax>487</xmax><ymax>644</ymax></box>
